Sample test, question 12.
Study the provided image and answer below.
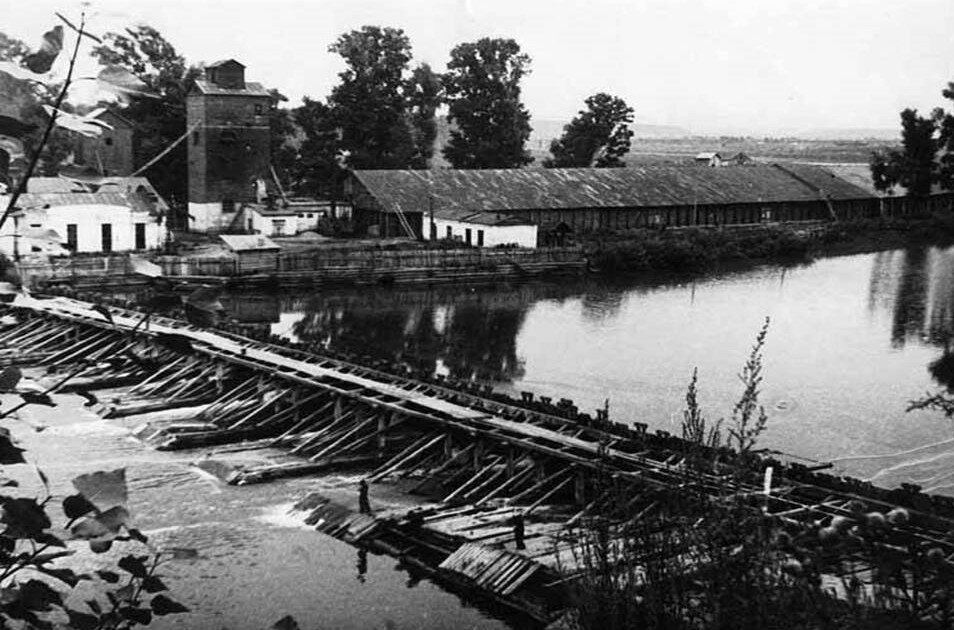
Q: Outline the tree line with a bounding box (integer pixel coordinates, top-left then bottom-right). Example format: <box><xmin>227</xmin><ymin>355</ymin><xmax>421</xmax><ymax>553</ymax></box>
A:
<box><xmin>2</xmin><ymin>24</ymin><xmax>636</xmax><ymax>203</ymax></box>
<box><xmin>870</xmin><ymin>82</ymin><xmax>954</xmax><ymax>197</ymax></box>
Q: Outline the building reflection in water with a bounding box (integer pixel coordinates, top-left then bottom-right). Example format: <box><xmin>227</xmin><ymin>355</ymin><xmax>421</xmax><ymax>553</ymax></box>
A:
<box><xmin>224</xmin><ymin>284</ymin><xmax>591</xmax><ymax>385</ymax></box>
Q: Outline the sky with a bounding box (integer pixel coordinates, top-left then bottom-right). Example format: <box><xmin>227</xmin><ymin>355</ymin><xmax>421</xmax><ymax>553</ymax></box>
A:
<box><xmin>6</xmin><ymin>0</ymin><xmax>954</xmax><ymax>136</ymax></box>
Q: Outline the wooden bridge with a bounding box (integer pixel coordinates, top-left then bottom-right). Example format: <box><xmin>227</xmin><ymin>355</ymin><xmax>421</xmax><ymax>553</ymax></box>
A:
<box><xmin>4</xmin><ymin>294</ymin><xmax>954</xmax><ymax>623</ymax></box>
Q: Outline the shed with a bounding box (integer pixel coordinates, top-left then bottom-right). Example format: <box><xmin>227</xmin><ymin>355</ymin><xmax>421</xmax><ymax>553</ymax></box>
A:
<box><xmin>218</xmin><ymin>234</ymin><xmax>280</xmax><ymax>274</ymax></box>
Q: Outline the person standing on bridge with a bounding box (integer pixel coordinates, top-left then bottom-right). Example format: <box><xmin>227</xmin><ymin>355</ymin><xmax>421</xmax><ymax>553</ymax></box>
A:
<box><xmin>358</xmin><ymin>479</ymin><xmax>371</xmax><ymax>514</ymax></box>
<box><xmin>512</xmin><ymin>511</ymin><xmax>526</xmax><ymax>550</ymax></box>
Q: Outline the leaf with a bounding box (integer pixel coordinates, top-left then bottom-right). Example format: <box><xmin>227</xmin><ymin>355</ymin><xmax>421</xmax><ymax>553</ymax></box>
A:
<box><xmin>0</xmin><ymin>367</ymin><xmax>22</xmax><ymax>392</ymax></box>
<box><xmin>63</xmin><ymin>493</ymin><xmax>97</xmax><ymax>520</ymax></box>
<box><xmin>1</xmin><ymin>497</ymin><xmax>51</xmax><ymax>538</ymax></box>
<box><xmin>19</xmin><ymin>392</ymin><xmax>56</xmax><ymax>407</ymax></box>
<box><xmin>89</xmin><ymin>538</ymin><xmax>113</xmax><ymax>553</ymax></box>
<box><xmin>33</xmin><ymin>532</ymin><xmax>66</xmax><ymax>549</ymax></box>
<box><xmin>0</xmin><ymin>429</ymin><xmax>25</xmax><ymax>465</ymax></box>
<box><xmin>118</xmin><ymin>554</ymin><xmax>149</xmax><ymax>578</ymax></box>
<box><xmin>72</xmin><ymin>468</ymin><xmax>127</xmax><ymax>509</ymax></box>
<box><xmin>141</xmin><ymin>575</ymin><xmax>167</xmax><ymax>593</ymax></box>
<box><xmin>66</xmin><ymin>609</ymin><xmax>100</xmax><ymax>630</ymax></box>
<box><xmin>38</xmin><ymin>566</ymin><xmax>84</xmax><ymax>587</ymax></box>
<box><xmin>96</xmin><ymin>570</ymin><xmax>120</xmax><ymax>583</ymax></box>
<box><xmin>22</xmin><ymin>25</ymin><xmax>63</xmax><ymax>74</ymax></box>
<box><xmin>19</xmin><ymin>579</ymin><xmax>61</xmax><ymax>611</ymax></box>
<box><xmin>71</xmin><ymin>518</ymin><xmax>110</xmax><ymax>539</ymax></box>
<box><xmin>120</xmin><ymin>606</ymin><xmax>153</xmax><ymax>625</ymax></box>
<box><xmin>150</xmin><ymin>593</ymin><xmax>189</xmax><ymax>615</ymax></box>
<box><xmin>97</xmin><ymin>65</ymin><xmax>158</xmax><ymax>100</ymax></box>
<box><xmin>272</xmin><ymin>615</ymin><xmax>302</xmax><ymax>630</ymax></box>
<box><xmin>96</xmin><ymin>505</ymin><xmax>130</xmax><ymax>531</ymax></box>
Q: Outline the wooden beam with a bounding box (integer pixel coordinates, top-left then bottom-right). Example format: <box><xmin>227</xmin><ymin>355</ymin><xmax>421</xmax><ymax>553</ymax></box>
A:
<box><xmin>367</xmin><ymin>433</ymin><xmax>446</xmax><ymax>483</ymax></box>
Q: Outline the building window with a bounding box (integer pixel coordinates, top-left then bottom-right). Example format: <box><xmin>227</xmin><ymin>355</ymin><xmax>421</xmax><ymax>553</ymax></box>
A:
<box><xmin>254</xmin><ymin>104</ymin><xmax>263</xmax><ymax>115</ymax></box>
<box><xmin>134</xmin><ymin>223</ymin><xmax>146</xmax><ymax>250</ymax></box>
<box><xmin>104</xmin><ymin>137</ymin><xmax>113</xmax><ymax>146</ymax></box>
<box><xmin>29</xmin><ymin>224</ymin><xmax>41</xmax><ymax>228</ymax></box>
<box><xmin>271</xmin><ymin>219</ymin><xmax>285</xmax><ymax>236</ymax></box>
<box><xmin>101</xmin><ymin>223</ymin><xmax>112</xmax><ymax>253</ymax></box>
<box><xmin>307</xmin><ymin>213</ymin><xmax>314</xmax><ymax>218</ymax></box>
<box><xmin>222</xmin><ymin>199</ymin><xmax>236</xmax><ymax>213</ymax></box>
<box><xmin>430</xmin><ymin>222</ymin><xmax>437</xmax><ymax>240</ymax></box>
<box><xmin>220</xmin><ymin>130</ymin><xmax>237</xmax><ymax>144</ymax></box>
<box><xmin>66</xmin><ymin>224</ymin><xmax>77</xmax><ymax>250</ymax></box>
<box><xmin>446</xmin><ymin>226</ymin><xmax>452</xmax><ymax>239</ymax></box>
<box><xmin>477</xmin><ymin>230</ymin><xmax>484</xmax><ymax>247</ymax></box>
<box><xmin>465</xmin><ymin>228</ymin><xmax>472</xmax><ymax>245</ymax></box>
<box><xmin>193</xmin><ymin>131</ymin><xmax>199</xmax><ymax>145</ymax></box>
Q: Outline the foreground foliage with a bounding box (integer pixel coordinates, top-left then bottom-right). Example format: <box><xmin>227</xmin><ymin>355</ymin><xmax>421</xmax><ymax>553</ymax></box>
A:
<box><xmin>564</xmin><ymin>322</ymin><xmax>954</xmax><ymax>630</ymax></box>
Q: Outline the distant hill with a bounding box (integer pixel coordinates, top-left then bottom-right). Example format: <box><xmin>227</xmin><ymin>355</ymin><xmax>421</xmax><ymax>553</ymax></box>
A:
<box><xmin>792</xmin><ymin>128</ymin><xmax>900</xmax><ymax>141</ymax></box>
<box><xmin>528</xmin><ymin>118</ymin><xmax>692</xmax><ymax>149</ymax></box>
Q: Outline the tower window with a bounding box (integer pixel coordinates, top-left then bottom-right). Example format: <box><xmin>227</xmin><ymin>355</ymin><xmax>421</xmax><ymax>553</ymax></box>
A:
<box><xmin>104</xmin><ymin>137</ymin><xmax>113</xmax><ymax>146</ymax></box>
<box><xmin>193</xmin><ymin>131</ymin><xmax>199</xmax><ymax>145</ymax></box>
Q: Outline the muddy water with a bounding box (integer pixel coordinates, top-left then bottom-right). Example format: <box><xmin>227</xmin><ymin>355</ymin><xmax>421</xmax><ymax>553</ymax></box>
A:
<box><xmin>239</xmin><ymin>245</ymin><xmax>954</xmax><ymax>495</ymax></box>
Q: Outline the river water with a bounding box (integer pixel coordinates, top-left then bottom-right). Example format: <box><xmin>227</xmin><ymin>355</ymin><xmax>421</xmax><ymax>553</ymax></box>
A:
<box><xmin>13</xmin><ymin>244</ymin><xmax>954</xmax><ymax>629</ymax></box>
<box><xmin>246</xmin><ymin>244</ymin><xmax>954</xmax><ymax>493</ymax></box>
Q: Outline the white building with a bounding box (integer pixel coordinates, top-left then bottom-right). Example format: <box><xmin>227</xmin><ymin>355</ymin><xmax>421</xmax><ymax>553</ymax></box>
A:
<box><xmin>422</xmin><ymin>212</ymin><xmax>537</xmax><ymax>248</ymax></box>
<box><xmin>0</xmin><ymin>177</ymin><xmax>167</xmax><ymax>256</ymax></box>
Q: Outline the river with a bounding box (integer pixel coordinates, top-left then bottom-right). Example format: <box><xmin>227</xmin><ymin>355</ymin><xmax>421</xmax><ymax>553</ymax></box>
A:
<box><xmin>240</xmin><ymin>245</ymin><xmax>954</xmax><ymax>494</ymax></box>
<box><xmin>13</xmin><ymin>245</ymin><xmax>954</xmax><ymax>629</ymax></box>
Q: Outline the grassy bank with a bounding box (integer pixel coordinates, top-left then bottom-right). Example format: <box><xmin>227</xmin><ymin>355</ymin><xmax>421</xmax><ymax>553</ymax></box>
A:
<box><xmin>584</xmin><ymin>213</ymin><xmax>954</xmax><ymax>274</ymax></box>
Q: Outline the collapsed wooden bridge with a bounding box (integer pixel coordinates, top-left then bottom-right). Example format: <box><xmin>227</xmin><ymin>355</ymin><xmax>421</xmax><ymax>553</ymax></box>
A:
<box><xmin>3</xmin><ymin>294</ymin><xmax>954</xmax><ymax>624</ymax></box>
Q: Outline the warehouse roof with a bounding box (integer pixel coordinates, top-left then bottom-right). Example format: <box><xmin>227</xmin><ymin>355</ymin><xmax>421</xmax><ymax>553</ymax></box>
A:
<box><xmin>190</xmin><ymin>79</ymin><xmax>269</xmax><ymax>97</ymax></box>
<box><xmin>350</xmin><ymin>164</ymin><xmax>874</xmax><ymax>217</ymax></box>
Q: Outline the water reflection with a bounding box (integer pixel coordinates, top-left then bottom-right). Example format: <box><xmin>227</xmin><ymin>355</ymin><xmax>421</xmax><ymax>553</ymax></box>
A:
<box><xmin>868</xmin><ymin>246</ymin><xmax>954</xmax><ymax>389</ymax></box>
<box><xmin>227</xmin><ymin>285</ymin><xmax>583</xmax><ymax>384</ymax></box>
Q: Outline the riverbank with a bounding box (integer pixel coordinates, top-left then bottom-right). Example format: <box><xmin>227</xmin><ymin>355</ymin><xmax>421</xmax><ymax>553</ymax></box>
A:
<box><xmin>584</xmin><ymin>213</ymin><xmax>954</xmax><ymax>274</ymax></box>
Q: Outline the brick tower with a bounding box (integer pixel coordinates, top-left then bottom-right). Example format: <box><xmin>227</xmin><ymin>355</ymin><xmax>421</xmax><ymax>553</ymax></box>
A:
<box><xmin>186</xmin><ymin>59</ymin><xmax>271</xmax><ymax>232</ymax></box>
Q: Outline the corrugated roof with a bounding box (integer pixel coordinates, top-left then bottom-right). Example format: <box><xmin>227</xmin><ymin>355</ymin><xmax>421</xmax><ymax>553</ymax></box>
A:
<box><xmin>191</xmin><ymin>79</ymin><xmax>268</xmax><ymax>97</ymax></box>
<box><xmin>350</xmin><ymin>165</ymin><xmax>875</xmax><ymax>217</ymax></box>
<box><xmin>24</xmin><ymin>177</ymin><xmax>169</xmax><ymax>212</ymax></box>
<box><xmin>15</xmin><ymin>192</ymin><xmax>132</xmax><ymax>208</ymax></box>
<box><xmin>219</xmin><ymin>234</ymin><xmax>280</xmax><ymax>252</ymax></box>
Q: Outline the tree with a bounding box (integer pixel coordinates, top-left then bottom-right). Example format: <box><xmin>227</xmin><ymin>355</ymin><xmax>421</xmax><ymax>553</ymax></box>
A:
<box><xmin>327</xmin><ymin>26</ymin><xmax>425</xmax><ymax>170</ymax></box>
<box><xmin>544</xmin><ymin>93</ymin><xmax>634</xmax><ymax>168</ymax></box>
<box><xmin>90</xmin><ymin>25</ymin><xmax>201</xmax><ymax>205</ymax></box>
<box><xmin>442</xmin><ymin>37</ymin><xmax>533</xmax><ymax>169</ymax></box>
<box><xmin>292</xmin><ymin>96</ymin><xmax>344</xmax><ymax>197</ymax></box>
<box><xmin>267</xmin><ymin>89</ymin><xmax>298</xmax><ymax>193</ymax></box>
<box><xmin>406</xmin><ymin>63</ymin><xmax>441</xmax><ymax>168</ymax></box>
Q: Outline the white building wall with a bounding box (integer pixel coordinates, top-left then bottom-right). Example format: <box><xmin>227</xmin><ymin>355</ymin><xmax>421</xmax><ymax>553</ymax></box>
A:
<box><xmin>422</xmin><ymin>218</ymin><xmax>537</xmax><ymax>248</ymax></box>
<box><xmin>189</xmin><ymin>201</ymin><xmax>241</xmax><ymax>233</ymax></box>
<box><xmin>249</xmin><ymin>210</ymin><xmax>299</xmax><ymax>236</ymax></box>
<box><xmin>8</xmin><ymin>204</ymin><xmax>163</xmax><ymax>254</ymax></box>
